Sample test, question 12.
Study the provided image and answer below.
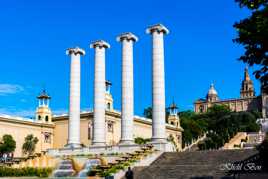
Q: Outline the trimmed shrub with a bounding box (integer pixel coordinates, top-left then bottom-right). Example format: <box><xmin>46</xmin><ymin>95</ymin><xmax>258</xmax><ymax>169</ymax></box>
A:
<box><xmin>0</xmin><ymin>167</ymin><xmax>52</xmax><ymax>177</ymax></box>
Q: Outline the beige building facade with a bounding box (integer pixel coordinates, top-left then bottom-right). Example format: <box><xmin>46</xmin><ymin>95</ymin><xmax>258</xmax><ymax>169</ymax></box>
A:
<box><xmin>53</xmin><ymin>83</ymin><xmax>183</xmax><ymax>151</ymax></box>
<box><xmin>0</xmin><ymin>85</ymin><xmax>183</xmax><ymax>157</ymax></box>
<box><xmin>0</xmin><ymin>115</ymin><xmax>54</xmax><ymax>157</ymax></box>
<box><xmin>194</xmin><ymin>67</ymin><xmax>264</xmax><ymax>114</ymax></box>
<box><xmin>0</xmin><ymin>90</ymin><xmax>54</xmax><ymax>157</ymax></box>
<box><xmin>52</xmin><ymin>110</ymin><xmax>183</xmax><ymax>151</ymax></box>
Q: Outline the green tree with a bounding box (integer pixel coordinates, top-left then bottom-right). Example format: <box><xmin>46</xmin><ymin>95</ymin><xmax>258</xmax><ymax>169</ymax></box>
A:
<box><xmin>143</xmin><ymin>107</ymin><xmax>172</xmax><ymax>121</ymax></box>
<box><xmin>234</xmin><ymin>0</ymin><xmax>268</xmax><ymax>90</ymax></box>
<box><xmin>0</xmin><ymin>134</ymin><xmax>16</xmax><ymax>154</ymax></box>
<box><xmin>134</xmin><ymin>137</ymin><xmax>150</xmax><ymax>145</ymax></box>
<box><xmin>22</xmin><ymin>134</ymin><xmax>39</xmax><ymax>156</ymax></box>
<box><xmin>143</xmin><ymin>107</ymin><xmax>152</xmax><ymax>119</ymax></box>
<box><xmin>179</xmin><ymin>105</ymin><xmax>260</xmax><ymax>150</ymax></box>
<box><xmin>180</xmin><ymin>110</ymin><xmax>208</xmax><ymax>147</ymax></box>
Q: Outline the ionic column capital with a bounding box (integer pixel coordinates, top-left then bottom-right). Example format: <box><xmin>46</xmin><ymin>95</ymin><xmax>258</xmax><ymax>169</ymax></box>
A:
<box><xmin>66</xmin><ymin>47</ymin><xmax>85</xmax><ymax>56</ymax></box>
<box><xmin>116</xmin><ymin>32</ymin><xmax>138</xmax><ymax>42</ymax></box>
<box><xmin>146</xmin><ymin>23</ymin><xmax>169</xmax><ymax>35</ymax></box>
<box><xmin>90</xmin><ymin>40</ymin><xmax>110</xmax><ymax>49</ymax></box>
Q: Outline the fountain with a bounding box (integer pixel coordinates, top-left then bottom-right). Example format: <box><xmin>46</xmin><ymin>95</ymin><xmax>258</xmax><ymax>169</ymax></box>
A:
<box><xmin>78</xmin><ymin>159</ymin><xmax>101</xmax><ymax>178</ymax></box>
<box><xmin>53</xmin><ymin>159</ymin><xmax>76</xmax><ymax>177</ymax></box>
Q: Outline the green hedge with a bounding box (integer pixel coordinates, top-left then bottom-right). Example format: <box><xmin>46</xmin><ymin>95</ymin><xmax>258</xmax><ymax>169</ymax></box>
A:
<box><xmin>98</xmin><ymin>159</ymin><xmax>137</xmax><ymax>177</ymax></box>
<box><xmin>0</xmin><ymin>167</ymin><xmax>52</xmax><ymax>177</ymax></box>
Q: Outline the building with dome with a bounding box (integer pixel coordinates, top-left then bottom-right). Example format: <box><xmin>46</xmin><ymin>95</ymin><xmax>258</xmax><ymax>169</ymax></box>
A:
<box><xmin>194</xmin><ymin>67</ymin><xmax>266</xmax><ymax>114</ymax></box>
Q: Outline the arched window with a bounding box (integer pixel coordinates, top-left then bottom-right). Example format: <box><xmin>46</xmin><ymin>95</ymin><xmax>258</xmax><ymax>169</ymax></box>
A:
<box><xmin>107</xmin><ymin>121</ymin><xmax>114</xmax><ymax>133</ymax></box>
<box><xmin>88</xmin><ymin>127</ymin><xmax>91</xmax><ymax>140</ymax></box>
<box><xmin>88</xmin><ymin>122</ymin><xmax>92</xmax><ymax>140</ymax></box>
<box><xmin>38</xmin><ymin>115</ymin><xmax>41</xmax><ymax>120</ymax></box>
<box><xmin>45</xmin><ymin>116</ymin><xmax>49</xmax><ymax>122</ymax></box>
<box><xmin>199</xmin><ymin>106</ymin><xmax>204</xmax><ymax>113</ymax></box>
<box><xmin>44</xmin><ymin>132</ymin><xmax>51</xmax><ymax>143</ymax></box>
<box><xmin>107</xmin><ymin>103</ymin><xmax>111</xmax><ymax>110</ymax></box>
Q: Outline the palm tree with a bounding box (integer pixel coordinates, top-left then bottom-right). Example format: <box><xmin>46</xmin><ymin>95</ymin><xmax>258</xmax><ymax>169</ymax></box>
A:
<box><xmin>22</xmin><ymin>134</ymin><xmax>39</xmax><ymax>156</ymax></box>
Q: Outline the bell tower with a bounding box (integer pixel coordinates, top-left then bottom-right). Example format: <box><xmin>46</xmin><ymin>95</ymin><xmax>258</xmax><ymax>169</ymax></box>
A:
<box><xmin>105</xmin><ymin>81</ymin><xmax>114</xmax><ymax>111</ymax></box>
<box><xmin>167</xmin><ymin>100</ymin><xmax>180</xmax><ymax>128</ymax></box>
<box><xmin>240</xmin><ymin>67</ymin><xmax>255</xmax><ymax>98</ymax></box>
<box><xmin>36</xmin><ymin>90</ymin><xmax>52</xmax><ymax>123</ymax></box>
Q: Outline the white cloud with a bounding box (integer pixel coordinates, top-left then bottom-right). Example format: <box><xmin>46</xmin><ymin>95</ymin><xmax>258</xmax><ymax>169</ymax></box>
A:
<box><xmin>0</xmin><ymin>84</ymin><xmax>24</xmax><ymax>96</ymax></box>
<box><xmin>0</xmin><ymin>108</ymin><xmax>35</xmax><ymax>119</ymax></box>
<box><xmin>0</xmin><ymin>107</ymin><xmax>91</xmax><ymax>118</ymax></box>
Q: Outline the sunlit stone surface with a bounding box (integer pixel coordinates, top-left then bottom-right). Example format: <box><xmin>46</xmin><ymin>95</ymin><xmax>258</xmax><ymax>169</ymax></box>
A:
<box><xmin>90</xmin><ymin>40</ymin><xmax>110</xmax><ymax>146</ymax></box>
<box><xmin>146</xmin><ymin>24</ymin><xmax>169</xmax><ymax>143</ymax></box>
<box><xmin>117</xmin><ymin>32</ymin><xmax>138</xmax><ymax>145</ymax></box>
<box><xmin>66</xmin><ymin>47</ymin><xmax>85</xmax><ymax>148</ymax></box>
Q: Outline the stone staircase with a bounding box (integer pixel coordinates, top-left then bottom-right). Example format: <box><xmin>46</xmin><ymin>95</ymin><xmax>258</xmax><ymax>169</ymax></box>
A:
<box><xmin>52</xmin><ymin>159</ymin><xmax>76</xmax><ymax>177</ymax></box>
<box><xmin>182</xmin><ymin>133</ymin><xmax>207</xmax><ymax>152</ymax></box>
<box><xmin>223</xmin><ymin>132</ymin><xmax>247</xmax><ymax>149</ymax></box>
<box><xmin>134</xmin><ymin>149</ymin><xmax>259</xmax><ymax>179</ymax></box>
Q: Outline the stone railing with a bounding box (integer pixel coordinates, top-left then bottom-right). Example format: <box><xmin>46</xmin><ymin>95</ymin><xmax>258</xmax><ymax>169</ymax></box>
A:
<box><xmin>182</xmin><ymin>133</ymin><xmax>207</xmax><ymax>152</ymax></box>
<box><xmin>223</xmin><ymin>132</ymin><xmax>247</xmax><ymax>149</ymax></box>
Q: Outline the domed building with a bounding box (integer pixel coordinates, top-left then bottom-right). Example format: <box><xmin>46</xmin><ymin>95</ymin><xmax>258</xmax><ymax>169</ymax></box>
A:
<box><xmin>206</xmin><ymin>83</ymin><xmax>219</xmax><ymax>102</ymax></box>
<box><xmin>194</xmin><ymin>67</ymin><xmax>267</xmax><ymax>115</ymax></box>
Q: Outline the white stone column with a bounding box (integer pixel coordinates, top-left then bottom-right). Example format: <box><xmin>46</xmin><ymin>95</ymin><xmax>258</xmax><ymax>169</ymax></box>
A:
<box><xmin>90</xmin><ymin>40</ymin><xmax>110</xmax><ymax>146</ymax></box>
<box><xmin>66</xmin><ymin>47</ymin><xmax>85</xmax><ymax>148</ymax></box>
<box><xmin>117</xmin><ymin>33</ymin><xmax>138</xmax><ymax>145</ymax></box>
<box><xmin>146</xmin><ymin>24</ymin><xmax>169</xmax><ymax>143</ymax></box>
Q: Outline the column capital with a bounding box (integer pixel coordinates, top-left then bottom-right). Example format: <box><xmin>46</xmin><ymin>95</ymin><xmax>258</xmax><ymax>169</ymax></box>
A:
<box><xmin>90</xmin><ymin>40</ymin><xmax>110</xmax><ymax>49</ymax></box>
<box><xmin>66</xmin><ymin>47</ymin><xmax>85</xmax><ymax>56</ymax></box>
<box><xmin>146</xmin><ymin>23</ymin><xmax>169</xmax><ymax>35</ymax></box>
<box><xmin>116</xmin><ymin>32</ymin><xmax>138</xmax><ymax>42</ymax></box>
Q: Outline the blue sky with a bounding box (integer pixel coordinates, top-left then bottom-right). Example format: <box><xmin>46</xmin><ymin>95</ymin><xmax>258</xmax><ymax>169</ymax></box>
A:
<box><xmin>0</xmin><ymin>0</ymin><xmax>259</xmax><ymax>117</ymax></box>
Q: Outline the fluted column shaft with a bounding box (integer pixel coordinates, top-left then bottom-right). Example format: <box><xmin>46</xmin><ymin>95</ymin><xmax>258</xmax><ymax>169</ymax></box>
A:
<box><xmin>147</xmin><ymin>24</ymin><xmax>169</xmax><ymax>143</ymax></box>
<box><xmin>66</xmin><ymin>47</ymin><xmax>85</xmax><ymax>148</ymax></box>
<box><xmin>152</xmin><ymin>31</ymin><xmax>166</xmax><ymax>141</ymax></box>
<box><xmin>91</xmin><ymin>40</ymin><xmax>110</xmax><ymax>146</ymax></box>
<box><xmin>121</xmin><ymin>39</ymin><xmax>134</xmax><ymax>143</ymax></box>
<box><xmin>117</xmin><ymin>33</ymin><xmax>138</xmax><ymax>144</ymax></box>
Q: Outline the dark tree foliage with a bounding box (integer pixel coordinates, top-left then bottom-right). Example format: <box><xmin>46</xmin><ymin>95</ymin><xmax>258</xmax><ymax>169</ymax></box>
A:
<box><xmin>180</xmin><ymin>105</ymin><xmax>260</xmax><ymax>150</ymax></box>
<box><xmin>0</xmin><ymin>135</ymin><xmax>16</xmax><ymax>154</ymax></box>
<box><xmin>22</xmin><ymin>134</ymin><xmax>39</xmax><ymax>156</ymax></box>
<box><xmin>143</xmin><ymin>107</ymin><xmax>152</xmax><ymax>119</ymax></box>
<box><xmin>234</xmin><ymin>0</ymin><xmax>268</xmax><ymax>90</ymax></box>
<box><xmin>257</xmin><ymin>133</ymin><xmax>268</xmax><ymax>171</ymax></box>
<box><xmin>143</xmin><ymin>106</ymin><xmax>170</xmax><ymax>121</ymax></box>
<box><xmin>134</xmin><ymin>137</ymin><xmax>150</xmax><ymax>145</ymax></box>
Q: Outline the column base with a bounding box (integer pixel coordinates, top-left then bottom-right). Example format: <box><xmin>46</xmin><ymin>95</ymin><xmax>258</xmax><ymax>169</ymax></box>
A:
<box><xmin>91</xmin><ymin>142</ymin><xmax>106</xmax><ymax>147</ymax></box>
<box><xmin>119</xmin><ymin>140</ymin><xmax>135</xmax><ymax>146</ymax></box>
<box><xmin>64</xmin><ymin>143</ymin><xmax>82</xmax><ymax>149</ymax></box>
<box><xmin>150</xmin><ymin>139</ymin><xmax>177</xmax><ymax>152</ymax></box>
<box><xmin>118</xmin><ymin>142</ymin><xmax>140</xmax><ymax>152</ymax></box>
<box><xmin>151</xmin><ymin>138</ymin><xmax>167</xmax><ymax>143</ymax></box>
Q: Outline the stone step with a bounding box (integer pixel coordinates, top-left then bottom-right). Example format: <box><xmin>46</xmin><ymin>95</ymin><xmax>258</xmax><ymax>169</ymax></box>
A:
<box><xmin>53</xmin><ymin>159</ymin><xmax>76</xmax><ymax>177</ymax></box>
<box><xmin>134</xmin><ymin>149</ymin><xmax>259</xmax><ymax>179</ymax></box>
